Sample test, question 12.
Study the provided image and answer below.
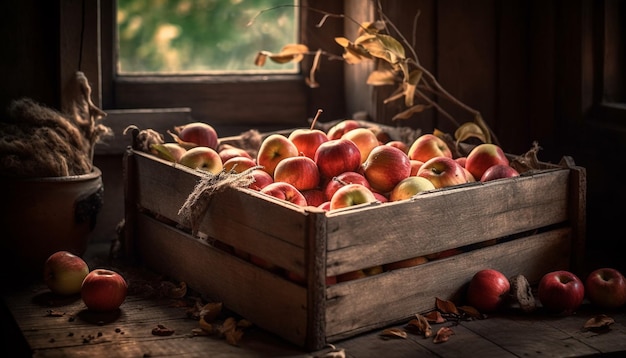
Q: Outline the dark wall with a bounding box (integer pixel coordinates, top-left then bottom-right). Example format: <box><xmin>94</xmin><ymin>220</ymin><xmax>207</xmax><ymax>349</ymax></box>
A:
<box><xmin>0</xmin><ymin>1</ymin><xmax>60</xmax><ymax>113</ymax></box>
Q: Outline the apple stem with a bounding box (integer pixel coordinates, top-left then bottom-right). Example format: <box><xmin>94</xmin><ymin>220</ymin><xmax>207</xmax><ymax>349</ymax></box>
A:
<box><xmin>310</xmin><ymin>109</ymin><xmax>323</xmax><ymax>130</ymax></box>
<box><xmin>333</xmin><ymin>177</ymin><xmax>349</xmax><ymax>186</ymax></box>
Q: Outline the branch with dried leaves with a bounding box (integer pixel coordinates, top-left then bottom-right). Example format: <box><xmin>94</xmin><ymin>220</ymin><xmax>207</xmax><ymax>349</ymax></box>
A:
<box><xmin>251</xmin><ymin>1</ymin><xmax>499</xmax><ymax>150</ymax></box>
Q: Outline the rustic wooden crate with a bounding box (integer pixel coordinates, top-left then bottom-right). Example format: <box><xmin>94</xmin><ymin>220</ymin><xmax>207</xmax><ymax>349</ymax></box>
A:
<box><xmin>123</xmin><ymin>135</ymin><xmax>586</xmax><ymax>351</ymax></box>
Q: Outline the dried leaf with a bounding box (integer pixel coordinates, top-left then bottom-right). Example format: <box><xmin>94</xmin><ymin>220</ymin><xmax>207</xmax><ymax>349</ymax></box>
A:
<box><xmin>191</xmin><ymin>327</ymin><xmax>212</xmax><ymax>336</ymax></box>
<box><xmin>454</xmin><ymin>122</ymin><xmax>488</xmax><ymax>146</ymax></box>
<box><xmin>407</xmin><ymin>313</ymin><xmax>433</xmax><ymax>337</ymax></box>
<box><xmin>423</xmin><ymin>310</ymin><xmax>446</xmax><ymax>323</ymax></box>
<box><xmin>159</xmin><ymin>281</ymin><xmax>187</xmax><ymax>299</ymax></box>
<box><xmin>433</xmin><ymin>326</ymin><xmax>454</xmax><ymax>343</ymax></box>
<box><xmin>198</xmin><ymin>316</ymin><xmax>216</xmax><ymax>334</ymax></box>
<box><xmin>237</xmin><ymin>319</ymin><xmax>253</xmax><ymax>328</ymax></box>
<box><xmin>219</xmin><ymin>317</ymin><xmax>238</xmax><ymax>337</ymax></box>
<box><xmin>583</xmin><ymin>314</ymin><xmax>615</xmax><ymax>332</ymax></box>
<box><xmin>436</xmin><ymin>297</ymin><xmax>460</xmax><ymax>315</ymax></box>
<box><xmin>224</xmin><ymin>328</ymin><xmax>244</xmax><ymax>346</ymax></box>
<box><xmin>391</xmin><ymin>104</ymin><xmax>428</xmax><ymax>121</ymax></box>
<box><xmin>315</xmin><ymin>344</ymin><xmax>346</xmax><ymax>358</ymax></box>
<box><xmin>151</xmin><ymin>324</ymin><xmax>175</xmax><ymax>336</ymax></box>
<box><xmin>366</xmin><ymin>69</ymin><xmax>397</xmax><ymax>86</ymax></box>
<box><xmin>457</xmin><ymin>305</ymin><xmax>484</xmax><ymax>319</ymax></box>
<box><xmin>46</xmin><ymin>309</ymin><xmax>65</xmax><ymax>317</ymax></box>
<box><xmin>199</xmin><ymin>302</ymin><xmax>223</xmax><ymax>323</ymax></box>
<box><xmin>380</xmin><ymin>327</ymin><xmax>408</xmax><ymax>339</ymax></box>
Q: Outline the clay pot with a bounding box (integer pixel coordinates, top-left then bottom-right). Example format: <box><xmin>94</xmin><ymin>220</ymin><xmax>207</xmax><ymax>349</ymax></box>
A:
<box><xmin>0</xmin><ymin>167</ymin><xmax>103</xmax><ymax>282</ymax></box>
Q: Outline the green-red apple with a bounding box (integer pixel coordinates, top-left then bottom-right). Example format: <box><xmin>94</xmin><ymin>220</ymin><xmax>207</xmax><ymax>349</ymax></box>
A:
<box><xmin>178</xmin><ymin>146</ymin><xmax>223</xmax><ymax>174</ymax></box>
<box><xmin>342</xmin><ymin>127</ymin><xmax>380</xmax><ymax>163</ymax></box>
<box><xmin>362</xmin><ymin>145</ymin><xmax>411</xmax><ymax>193</ymax></box>
<box><xmin>329</xmin><ymin>183</ymin><xmax>377</xmax><ymax>210</ymax></box>
<box><xmin>386</xmin><ymin>140</ymin><xmax>409</xmax><ymax>154</ymax></box>
<box><xmin>43</xmin><ymin>251</ymin><xmax>90</xmax><ymax>296</ymax></box>
<box><xmin>326</xmin><ymin>119</ymin><xmax>360</xmax><ymax>140</ymax></box>
<box><xmin>288</xmin><ymin>128</ymin><xmax>329</xmax><ymax>160</ymax></box>
<box><xmin>218</xmin><ymin>145</ymin><xmax>252</xmax><ymax>163</ymax></box>
<box><xmin>323</xmin><ymin>171</ymin><xmax>371</xmax><ymax>201</ymax></box>
<box><xmin>273</xmin><ymin>155</ymin><xmax>320</xmax><ymax>191</ymax></box>
<box><xmin>480</xmin><ymin>164</ymin><xmax>519</xmax><ymax>182</ymax></box>
<box><xmin>417</xmin><ymin>156</ymin><xmax>467</xmax><ymax>188</ymax></box>
<box><xmin>247</xmin><ymin>169</ymin><xmax>273</xmax><ymax>191</ymax></box>
<box><xmin>257</xmin><ymin>134</ymin><xmax>299</xmax><ymax>177</ymax></box>
<box><xmin>389</xmin><ymin>176</ymin><xmax>436</xmax><ymax>201</ymax></box>
<box><xmin>223</xmin><ymin>156</ymin><xmax>258</xmax><ymax>173</ymax></box>
<box><xmin>171</xmin><ymin>122</ymin><xmax>218</xmax><ymax>150</ymax></box>
<box><xmin>314</xmin><ymin>139</ymin><xmax>362</xmax><ymax>180</ymax></box>
<box><xmin>260</xmin><ymin>182</ymin><xmax>307</xmax><ymax>206</ymax></box>
<box><xmin>465</xmin><ymin>143</ymin><xmax>509</xmax><ymax>181</ymax></box>
<box><xmin>407</xmin><ymin>133</ymin><xmax>453</xmax><ymax>162</ymax></box>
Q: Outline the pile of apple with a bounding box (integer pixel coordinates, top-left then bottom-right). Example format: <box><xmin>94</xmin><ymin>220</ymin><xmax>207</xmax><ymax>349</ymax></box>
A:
<box><xmin>150</xmin><ymin>118</ymin><xmax>521</xmax><ymax>211</ymax></box>
<box><xmin>43</xmin><ymin>251</ymin><xmax>128</xmax><ymax>312</ymax></box>
<box><xmin>466</xmin><ymin>267</ymin><xmax>626</xmax><ymax>315</ymax></box>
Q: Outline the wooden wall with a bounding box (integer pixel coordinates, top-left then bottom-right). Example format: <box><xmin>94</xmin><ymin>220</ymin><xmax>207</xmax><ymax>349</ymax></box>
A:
<box><xmin>1</xmin><ymin>0</ymin><xmax>623</xmax><ymax>263</ymax></box>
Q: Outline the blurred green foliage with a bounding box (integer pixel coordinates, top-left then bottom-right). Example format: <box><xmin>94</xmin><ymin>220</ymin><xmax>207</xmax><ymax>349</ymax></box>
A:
<box><xmin>117</xmin><ymin>0</ymin><xmax>297</xmax><ymax>73</ymax></box>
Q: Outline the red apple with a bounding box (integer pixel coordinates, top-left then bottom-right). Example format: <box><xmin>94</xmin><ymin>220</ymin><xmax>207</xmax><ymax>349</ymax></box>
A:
<box><xmin>314</xmin><ymin>139</ymin><xmax>362</xmax><ymax>180</ymax></box>
<box><xmin>463</xmin><ymin>168</ymin><xmax>477</xmax><ymax>182</ymax></box>
<box><xmin>389</xmin><ymin>176</ymin><xmax>436</xmax><ymax>201</ymax></box>
<box><xmin>537</xmin><ymin>270</ymin><xmax>585</xmax><ymax>314</ymax></box>
<box><xmin>455</xmin><ymin>156</ymin><xmax>467</xmax><ymax>168</ymax></box>
<box><xmin>171</xmin><ymin>122</ymin><xmax>218</xmax><ymax>150</ymax></box>
<box><xmin>178</xmin><ymin>146</ymin><xmax>223</xmax><ymax>174</ymax></box>
<box><xmin>218</xmin><ymin>146</ymin><xmax>252</xmax><ymax>163</ymax></box>
<box><xmin>260</xmin><ymin>182</ymin><xmax>307</xmax><ymax>206</ymax></box>
<box><xmin>362</xmin><ymin>145</ymin><xmax>412</xmax><ymax>193</ymax></box>
<box><xmin>151</xmin><ymin>143</ymin><xmax>187</xmax><ymax>163</ymax></box>
<box><xmin>383</xmin><ymin>256</ymin><xmax>429</xmax><ymax>271</ymax></box>
<box><xmin>256</xmin><ymin>134</ymin><xmax>299</xmax><ymax>177</ymax></box>
<box><xmin>407</xmin><ymin>134</ymin><xmax>452</xmax><ymax>162</ymax></box>
<box><xmin>373</xmin><ymin>192</ymin><xmax>388</xmax><ymax>203</ymax></box>
<box><xmin>336</xmin><ymin>269</ymin><xmax>367</xmax><ymax>282</ymax></box>
<box><xmin>223</xmin><ymin>156</ymin><xmax>258</xmax><ymax>173</ymax></box>
<box><xmin>342</xmin><ymin>127</ymin><xmax>380</xmax><ymax>163</ymax></box>
<box><xmin>417</xmin><ymin>156</ymin><xmax>467</xmax><ymax>188</ymax></box>
<box><xmin>288</xmin><ymin>128</ymin><xmax>329</xmax><ymax>160</ymax></box>
<box><xmin>480</xmin><ymin>164</ymin><xmax>520</xmax><ymax>182</ymax></box>
<box><xmin>301</xmin><ymin>189</ymin><xmax>326</xmax><ymax>207</ymax></box>
<box><xmin>466</xmin><ymin>269</ymin><xmax>511</xmax><ymax>313</ymax></box>
<box><xmin>43</xmin><ymin>251</ymin><xmax>90</xmax><ymax>296</ymax></box>
<box><xmin>465</xmin><ymin>143</ymin><xmax>509</xmax><ymax>181</ymax></box>
<box><xmin>273</xmin><ymin>155</ymin><xmax>320</xmax><ymax>191</ymax></box>
<box><xmin>584</xmin><ymin>267</ymin><xmax>626</xmax><ymax>309</ymax></box>
<box><xmin>247</xmin><ymin>169</ymin><xmax>273</xmax><ymax>191</ymax></box>
<box><xmin>81</xmin><ymin>269</ymin><xmax>128</xmax><ymax>312</ymax></box>
<box><xmin>318</xmin><ymin>201</ymin><xmax>331</xmax><ymax>211</ymax></box>
<box><xmin>326</xmin><ymin>119</ymin><xmax>360</xmax><ymax>140</ymax></box>
<box><xmin>386</xmin><ymin>140</ymin><xmax>409</xmax><ymax>154</ymax></box>
<box><xmin>409</xmin><ymin>160</ymin><xmax>424</xmax><ymax>176</ymax></box>
<box><xmin>323</xmin><ymin>171</ymin><xmax>371</xmax><ymax>201</ymax></box>
<box><xmin>329</xmin><ymin>183</ymin><xmax>377</xmax><ymax>210</ymax></box>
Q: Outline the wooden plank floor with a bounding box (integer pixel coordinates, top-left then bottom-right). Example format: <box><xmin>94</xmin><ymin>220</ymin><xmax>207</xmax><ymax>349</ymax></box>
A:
<box><xmin>3</xmin><ymin>244</ymin><xmax>626</xmax><ymax>357</ymax></box>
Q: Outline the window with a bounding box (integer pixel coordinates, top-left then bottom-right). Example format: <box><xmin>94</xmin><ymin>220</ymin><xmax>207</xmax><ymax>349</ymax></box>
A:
<box><xmin>95</xmin><ymin>0</ymin><xmax>347</xmax><ymax>138</ymax></box>
<box><xmin>116</xmin><ymin>0</ymin><xmax>298</xmax><ymax>74</ymax></box>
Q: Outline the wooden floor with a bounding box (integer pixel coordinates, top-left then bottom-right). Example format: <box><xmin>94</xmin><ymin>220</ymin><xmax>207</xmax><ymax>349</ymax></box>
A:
<box><xmin>3</xmin><ymin>243</ymin><xmax>626</xmax><ymax>358</ymax></box>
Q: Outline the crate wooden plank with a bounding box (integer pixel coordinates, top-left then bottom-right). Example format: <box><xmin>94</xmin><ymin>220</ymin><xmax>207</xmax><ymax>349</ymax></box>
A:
<box><xmin>324</xmin><ymin>227</ymin><xmax>572</xmax><ymax>341</ymax></box>
<box><xmin>132</xmin><ymin>151</ymin><xmax>309</xmax><ymax>248</ymax></box>
<box><xmin>134</xmin><ymin>213</ymin><xmax>310</xmax><ymax>347</ymax></box>
<box><xmin>325</xmin><ymin>169</ymin><xmax>570</xmax><ymax>275</ymax></box>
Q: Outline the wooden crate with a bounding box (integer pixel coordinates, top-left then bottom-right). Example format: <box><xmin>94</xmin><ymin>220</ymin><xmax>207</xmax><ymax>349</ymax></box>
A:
<box><xmin>123</xmin><ymin>136</ymin><xmax>586</xmax><ymax>351</ymax></box>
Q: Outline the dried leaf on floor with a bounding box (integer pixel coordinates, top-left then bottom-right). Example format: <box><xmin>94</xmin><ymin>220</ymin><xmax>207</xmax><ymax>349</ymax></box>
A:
<box><xmin>407</xmin><ymin>313</ymin><xmax>433</xmax><ymax>337</ymax></box>
<box><xmin>151</xmin><ymin>324</ymin><xmax>175</xmax><ymax>336</ymax></box>
<box><xmin>199</xmin><ymin>302</ymin><xmax>223</xmax><ymax>323</ymax></box>
<box><xmin>224</xmin><ymin>328</ymin><xmax>244</xmax><ymax>346</ymax></box>
<box><xmin>380</xmin><ymin>327</ymin><xmax>408</xmax><ymax>339</ymax></box>
<box><xmin>457</xmin><ymin>305</ymin><xmax>484</xmax><ymax>319</ymax></box>
<box><xmin>46</xmin><ymin>309</ymin><xmax>65</xmax><ymax>317</ymax></box>
<box><xmin>433</xmin><ymin>326</ymin><xmax>454</xmax><ymax>343</ymax></box>
<box><xmin>315</xmin><ymin>344</ymin><xmax>346</xmax><ymax>358</ymax></box>
<box><xmin>583</xmin><ymin>314</ymin><xmax>615</xmax><ymax>332</ymax></box>
<box><xmin>423</xmin><ymin>310</ymin><xmax>446</xmax><ymax>323</ymax></box>
<box><xmin>436</xmin><ymin>297</ymin><xmax>460</xmax><ymax>315</ymax></box>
